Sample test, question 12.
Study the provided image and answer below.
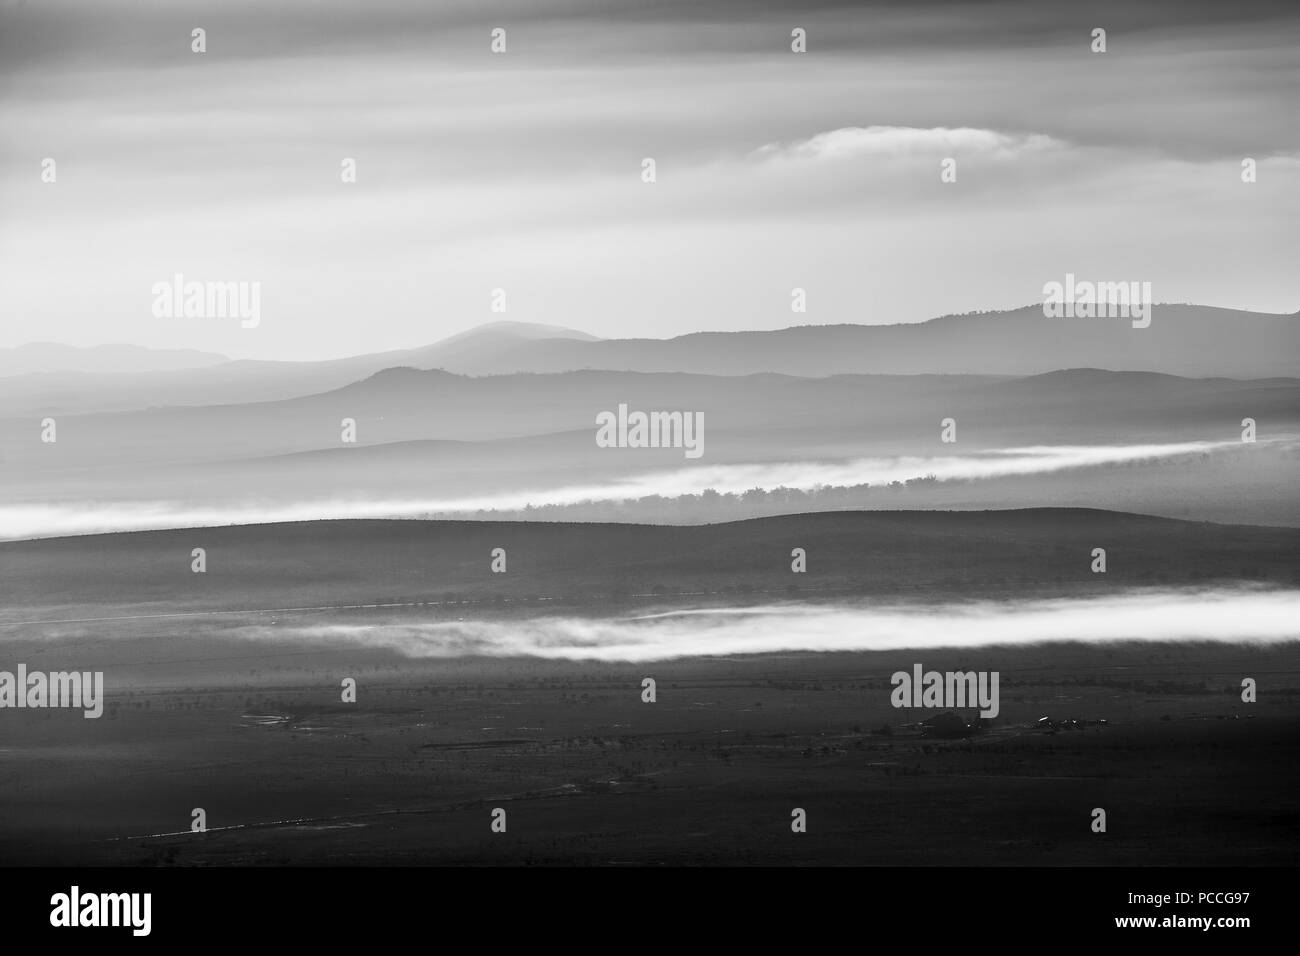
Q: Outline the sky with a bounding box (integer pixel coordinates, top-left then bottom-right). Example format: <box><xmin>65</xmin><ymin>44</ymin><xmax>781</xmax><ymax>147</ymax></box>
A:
<box><xmin>1</xmin><ymin>0</ymin><xmax>1298</xmax><ymax>360</ymax></box>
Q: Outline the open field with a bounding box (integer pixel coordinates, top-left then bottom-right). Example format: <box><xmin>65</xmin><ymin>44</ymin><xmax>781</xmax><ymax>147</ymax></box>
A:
<box><xmin>0</xmin><ymin>641</ymin><xmax>1295</xmax><ymax>866</ymax></box>
<box><xmin>1</xmin><ymin>511</ymin><xmax>1297</xmax><ymax>866</ymax></box>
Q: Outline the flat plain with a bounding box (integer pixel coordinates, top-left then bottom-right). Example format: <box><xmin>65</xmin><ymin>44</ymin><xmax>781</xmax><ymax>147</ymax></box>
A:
<box><xmin>1</xmin><ymin>510</ymin><xmax>1296</xmax><ymax>865</ymax></box>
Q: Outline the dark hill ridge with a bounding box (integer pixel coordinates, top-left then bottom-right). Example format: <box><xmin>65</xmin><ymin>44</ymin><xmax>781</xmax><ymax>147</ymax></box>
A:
<box><xmin>3</xmin><ymin>509</ymin><xmax>1296</xmax><ymax>619</ymax></box>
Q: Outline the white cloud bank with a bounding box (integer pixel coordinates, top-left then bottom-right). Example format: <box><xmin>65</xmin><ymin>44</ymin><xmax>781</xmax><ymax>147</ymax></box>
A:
<box><xmin>751</xmin><ymin>125</ymin><xmax>1063</xmax><ymax>163</ymax></box>
<box><xmin>0</xmin><ymin>440</ymin><xmax>1259</xmax><ymax>540</ymax></box>
<box><xmin>231</xmin><ymin>588</ymin><xmax>1300</xmax><ymax>662</ymax></box>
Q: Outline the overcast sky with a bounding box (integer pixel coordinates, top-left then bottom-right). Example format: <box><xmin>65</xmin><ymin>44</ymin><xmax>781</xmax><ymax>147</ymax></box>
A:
<box><xmin>2</xmin><ymin>0</ymin><xmax>1297</xmax><ymax>360</ymax></box>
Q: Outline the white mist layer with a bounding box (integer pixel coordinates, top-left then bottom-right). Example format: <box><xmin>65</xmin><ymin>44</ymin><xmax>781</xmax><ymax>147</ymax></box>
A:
<box><xmin>0</xmin><ymin>440</ymin><xmax>1252</xmax><ymax>539</ymax></box>
<box><xmin>228</xmin><ymin>588</ymin><xmax>1300</xmax><ymax>663</ymax></box>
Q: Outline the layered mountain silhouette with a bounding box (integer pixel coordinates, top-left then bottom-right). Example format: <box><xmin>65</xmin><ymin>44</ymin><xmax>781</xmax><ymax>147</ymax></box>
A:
<box><xmin>4</xmin><ymin>363</ymin><xmax>1297</xmax><ymax>535</ymax></box>
<box><xmin>405</xmin><ymin>306</ymin><xmax>1300</xmax><ymax>379</ymax></box>
<box><xmin>7</xmin><ymin>366</ymin><xmax>1294</xmax><ymax>468</ymax></box>
<box><xmin>4</xmin><ymin>305</ymin><xmax>1297</xmax><ymax>538</ymax></box>
<box><xmin>3</xmin><ymin>304</ymin><xmax>1297</xmax><ymax>416</ymax></box>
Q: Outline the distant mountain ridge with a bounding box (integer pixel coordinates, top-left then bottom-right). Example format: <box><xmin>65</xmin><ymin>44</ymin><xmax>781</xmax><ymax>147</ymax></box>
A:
<box><xmin>3</xmin><ymin>364</ymin><xmax>1296</xmax><ymax>536</ymax></box>
<box><xmin>2</xmin><ymin>304</ymin><xmax>1296</xmax><ymax>416</ymax></box>
<box><xmin>415</xmin><ymin>305</ymin><xmax>1299</xmax><ymax>378</ymax></box>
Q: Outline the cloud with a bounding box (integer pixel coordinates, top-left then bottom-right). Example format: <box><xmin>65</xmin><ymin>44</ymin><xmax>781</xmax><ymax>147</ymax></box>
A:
<box><xmin>751</xmin><ymin>125</ymin><xmax>1063</xmax><ymax>163</ymax></box>
<box><xmin>230</xmin><ymin>587</ymin><xmax>1300</xmax><ymax>661</ymax></box>
<box><xmin>0</xmin><ymin>439</ymin><xmax>1264</xmax><ymax>539</ymax></box>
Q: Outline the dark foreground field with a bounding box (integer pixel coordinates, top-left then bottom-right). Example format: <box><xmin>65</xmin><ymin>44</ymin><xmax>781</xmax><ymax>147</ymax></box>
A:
<box><xmin>0</xmin><ymin>510</ymin><xmax>1296</xmax><ymax>866</ymax></box>
<box><xmin>0</xmin><ymin>641</ymin><xmax>1295</xmax><ymax>866</ymax></box>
